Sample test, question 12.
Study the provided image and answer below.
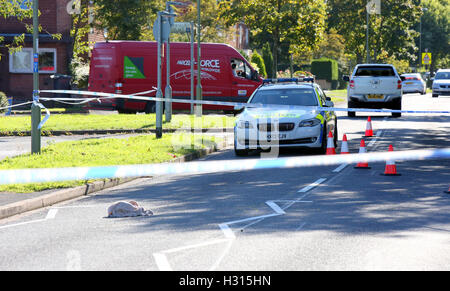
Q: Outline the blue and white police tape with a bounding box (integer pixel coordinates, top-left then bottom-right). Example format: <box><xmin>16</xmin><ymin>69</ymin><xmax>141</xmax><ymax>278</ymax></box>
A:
<box><xmin>40</xmin><ymin>89</ymin><xmax>450</xmax><ymax>115</ymax></box>
<box><xmin>32</xmin><ymin>101</ymin><xmax>51</xmax><ymax>130</ymax></box>
<box><xmin>1</xmin><ymin>147</ymin><xmax>449</xmax><ymax>185</ymax></box>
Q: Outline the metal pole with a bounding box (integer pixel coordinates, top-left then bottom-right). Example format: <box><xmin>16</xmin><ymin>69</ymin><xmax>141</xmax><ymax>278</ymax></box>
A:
<box><xmin>156</xmin><ymin>12</ymin><xmax>163</xmax><ymax>138</ymax></box>
<box><xmin>31</xmin><ymin>0</ymin><xmax>41</xmax><ymax>154</ymax></box>
<box><xmin>366</xmin><ymin>10</ymin><xmax>370</xmax><ymax>63</ymax></box>
<box><xmin>195</xmin><ymin>0</ymin><xmax>202</xmax><ymax>117</ymax></box>
<box><xmin>190</xmin><ymin>22</ymin><xmax>194</xmax><ymax>115</ymax></box>
<box><xmin>165</xmin><ymin>35</ymin><xmax>172</xmax><ymax>122</ymax></box>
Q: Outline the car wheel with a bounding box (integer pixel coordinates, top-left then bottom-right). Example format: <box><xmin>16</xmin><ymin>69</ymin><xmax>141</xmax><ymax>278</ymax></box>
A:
<box><xmin>317</xmin><ymin>126</ymin><xmax>327</xmax><ymax>155</ymax></box>
<box><xmin>347</xmin><ymin>102</ymin><xmax>356</xmax><ymax>117</ymax></box>
<box><xmin>391</xmin><ymin>100</ymin><xmax>401</xmax><ymax>118</ymax></box>
<box><xmin>144</xmin><ymin>101</ymin><xmax>156</xmax><ymax>114</ymax></box>
<box><xmin>432</xmin><ymin>94</ymin><xmax>438</xmax><ymax>98</ymax></box>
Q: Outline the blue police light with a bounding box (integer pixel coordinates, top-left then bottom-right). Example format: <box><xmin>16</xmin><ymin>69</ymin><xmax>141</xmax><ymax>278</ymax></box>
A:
<box><xmin>262</xmin><ymin>77</ymin><xmax>314</xmax><ymax>84</ymax></box>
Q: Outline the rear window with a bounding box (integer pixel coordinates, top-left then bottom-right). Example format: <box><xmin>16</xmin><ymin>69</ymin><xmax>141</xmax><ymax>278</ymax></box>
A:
<box><xmin>250</xmin><ymin>88</ymin><xmax>318</xmax><ymax>106</ymax></box>
<box><xmin>355</xmin><ymin>66</ymin><xmax>395</xmax><ymax>77</ymax></box>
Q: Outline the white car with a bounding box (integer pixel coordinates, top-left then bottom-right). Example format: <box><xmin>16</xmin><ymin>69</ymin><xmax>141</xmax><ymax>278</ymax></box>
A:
<box><xmin>234</xmin><ymin>78</ymin><xmax>337</xmax><ymax>156</ymax></box>
<box><xmin>432</xmin><ymin>69</ymin><xmax>450</xmax><ymax>98</ymax></box>
<box><xmin>401</xmin><ymin>73</ymin><xmax>426</xmax><ymax>95</ymax></box>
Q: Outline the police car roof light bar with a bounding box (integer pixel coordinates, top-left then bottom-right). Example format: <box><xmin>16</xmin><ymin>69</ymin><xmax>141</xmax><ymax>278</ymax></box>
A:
<box><xmin>262</xmin><ymin>77</ymin><xmax>314</xmax><ymax>85</ymax></box>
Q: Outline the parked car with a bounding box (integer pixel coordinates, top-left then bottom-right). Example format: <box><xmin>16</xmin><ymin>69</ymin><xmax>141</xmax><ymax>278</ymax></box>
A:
<box><xmin>431</xmin><ymin>69</ymin><xmax>450</xmax><ymax>98</ymax></box>
<box><xmin>234</xmin><ymin>78</ymin><xmax>337</xmax><ymax>156</ymax></box>
<box><xmin>401</xmin><ymin>73</ymin><xmax>426</xmax><ymax>95</ymax></box>
<box><xmin>343</xmin><ymin>64</ymin><xmax>403</xmax><ymax>117</ymax></box>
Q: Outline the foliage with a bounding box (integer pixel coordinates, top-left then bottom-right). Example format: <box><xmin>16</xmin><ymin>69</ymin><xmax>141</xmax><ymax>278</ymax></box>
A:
<box><xmin>421</xmin><ymin>0</ymin><xmax>450</xmax><ymax>71</ymax></box>
<box><xmin>311</xmin><ymin>58</ymin><xmax>339</xmax><ymax>82</ymax></box>
<box><xmin>0</xmin><ymin>0</ymin><xmax>61</xmax><ymax>60</ymax></box>
<box><xmin>0</xmin><ymin>91</ymin><xmax>8</xmax><ymax>114</ymax></box>
<box><xmin>69</xmin><ymin>58</ymin><xmax>90</xmax><ymax>89</ymax></box>
<box><xmin>262</xmin><ymin>43</ymin><xmax>274</xmax><ymax>78</ymax></box>
<box><xmin>327</xmin><ymin>0</ymin><xmax>421</xmax><ymax>64</ymax></box>
<box><xmin>92</xmin><ymin>0</ymin><xmax>163</xmax><ymax>40</ymax></box>
<box><xmin>251</xmin><ymin>50</ymin><xmax>267</xmax><ymax>78</ymax></box>
<box><xmin>218</xmin><ymin>0</ymin><xmax>326</xmax><ymax>78</ymax></box>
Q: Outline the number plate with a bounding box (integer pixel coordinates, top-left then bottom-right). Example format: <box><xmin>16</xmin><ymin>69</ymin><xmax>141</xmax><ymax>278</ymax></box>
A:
<box><xmin>265</xmin><ymin>133</ymin><xmax>287</xmax><ymax>140</ymax></box>
<box><xmin>367</xmin><ymin>94</ymin><xmax>384</xmax><ymax>99</ymax></box>
<box><xmin>405</xmin><ymin>82</ymin><xmax>413</xmax><ymax>85</ymax></box>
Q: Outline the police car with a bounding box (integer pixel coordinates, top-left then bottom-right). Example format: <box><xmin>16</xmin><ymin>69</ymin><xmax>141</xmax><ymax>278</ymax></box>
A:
<box><xmin>233</xmin><ymin>78</ymin><xmax>337</xmax><ymax>156</ymax></box>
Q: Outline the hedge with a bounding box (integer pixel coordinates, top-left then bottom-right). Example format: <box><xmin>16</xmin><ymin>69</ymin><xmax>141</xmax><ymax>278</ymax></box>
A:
<box><xmin>311</xmin><ymin>58</ymin><xmax>339</xmax><ymax>82</ymax></box>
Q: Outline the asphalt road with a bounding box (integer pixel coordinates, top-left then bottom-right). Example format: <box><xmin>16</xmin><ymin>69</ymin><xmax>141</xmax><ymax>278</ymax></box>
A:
<box><xmin>0</xmin><ymin>93</ymin><xmax>449</xmax><ymax>271</ymax></box>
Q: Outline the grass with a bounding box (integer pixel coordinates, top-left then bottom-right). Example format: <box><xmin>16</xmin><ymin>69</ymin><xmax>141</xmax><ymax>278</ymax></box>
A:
<box><xmin>324</xmin><ymin>89</ymin><xmax>347</xmax><ymax>103</ymax></box>
<box><xmin>0</xmin><ymin>113</ymin><xmax>236</xmax><ymax>135</ymax></box>
<box><xmin>0</xmin><ymin>133</ymin><xmax>221</xmax><ymax>193</ymax></box>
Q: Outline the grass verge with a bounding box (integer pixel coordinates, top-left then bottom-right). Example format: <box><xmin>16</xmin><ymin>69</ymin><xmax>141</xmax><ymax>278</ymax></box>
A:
<box><xmin>0</xmin><ymin>113</ymin><xmax>236</xmax><ymax>135</ymax></box>
<box><xmin>0</xmin><ymin>133</ymin><xmax>221</xmax><ymax>193</ymax></box>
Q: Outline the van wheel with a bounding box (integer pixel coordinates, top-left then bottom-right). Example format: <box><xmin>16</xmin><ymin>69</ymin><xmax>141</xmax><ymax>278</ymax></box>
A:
<box><xmin>391</xmin><ymin>100</ymin><xmax>402</xmax><ymax>117</ymax></box>
<box><xmin>347</xmin><ymin>102</ymin><xmax>356</xmax><ymax>117</ymax></box>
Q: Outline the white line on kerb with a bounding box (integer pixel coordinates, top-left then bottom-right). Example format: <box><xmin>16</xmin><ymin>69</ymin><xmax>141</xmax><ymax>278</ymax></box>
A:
<box><xmin>298</xmin><ymin>178</ymin><xmax>327</xmax><ymax>193</ymax></box>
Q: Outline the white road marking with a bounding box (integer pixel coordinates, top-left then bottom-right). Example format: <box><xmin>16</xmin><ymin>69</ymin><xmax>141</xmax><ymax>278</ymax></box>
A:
<box><xmin>298</xmin><ymin>178</ymin><xmax>327</xmax><ymax>193</ymax></box>
<box><xmin>45</xmin><ymin>209</ymin><xmax>58</xmax><ymax>220</ymax></box>
<box><xmin>333</xmin><ymin>163</ymin><xmax>348</xmax><ymax>173</ymax></box>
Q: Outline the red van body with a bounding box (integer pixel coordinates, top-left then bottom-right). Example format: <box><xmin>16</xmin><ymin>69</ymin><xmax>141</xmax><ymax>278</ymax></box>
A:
<box><xmin>87</xmin><ymin>41</ymin><xmax>263</xmax><ymax>112</ymax></box>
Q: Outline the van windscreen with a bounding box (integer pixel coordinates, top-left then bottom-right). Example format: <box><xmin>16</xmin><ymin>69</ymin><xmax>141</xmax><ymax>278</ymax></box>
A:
<box><xmin>355</xmin><ymin>66</ymin><xmax>395</xmax><ymax>77</ymax></box>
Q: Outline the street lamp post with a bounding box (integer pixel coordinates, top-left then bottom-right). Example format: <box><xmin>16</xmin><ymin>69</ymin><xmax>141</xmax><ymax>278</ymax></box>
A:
<box><xmin>195</xmin><ymin>0</ymin><xmax>202</xmax><ymax>117</ymax></box>
<box><xmin>31</xmin><ymin>0</ymin><xmax>41</xmax><ymax>154</ymax></box>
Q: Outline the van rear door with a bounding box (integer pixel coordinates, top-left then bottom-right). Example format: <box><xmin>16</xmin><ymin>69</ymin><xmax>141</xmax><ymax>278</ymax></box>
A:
<box><xmin>88</xmin><ymin>44</ymin><xmax>117</xmax><ymax>108</ymax></box>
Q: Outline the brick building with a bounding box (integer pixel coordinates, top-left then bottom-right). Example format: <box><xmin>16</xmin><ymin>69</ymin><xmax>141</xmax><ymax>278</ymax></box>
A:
<box><xmin>0</xmin><ymin>0</ymin><xmax>103</xmax><ymax>104</ymax></box>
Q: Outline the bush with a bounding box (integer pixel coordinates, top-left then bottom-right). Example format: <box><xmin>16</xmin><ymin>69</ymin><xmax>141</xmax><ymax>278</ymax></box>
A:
<box><xmin>311</xmin><ymin>58</ymin><xmax>338</xmax><ymax>82</ymax></box>
<box><xmin>262</xmin><ymin>43</ymin><xmax>274</xmax><ymax>78</ymax></box>
<box><xmin>69</xmin><ymin>57</ymin><xmax>89</xmax><ymax>89</ymax></box>
<box><xmin>0</xmin><ymin>91</ymin><xmax>8</xmax><ymax>114</ymax></box>
<box><xmin>251</xmin><ymin>51</ymin><xmax>267</xmax><ymax>78</ymax></box>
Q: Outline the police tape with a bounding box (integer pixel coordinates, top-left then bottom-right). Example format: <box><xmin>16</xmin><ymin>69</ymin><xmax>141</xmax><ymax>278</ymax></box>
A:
<box><xmin>1</xmin><ymin>148</ymin><xmax>449</xmax><ymax>185</ymax></box>
<box><xmin>40</xmin><ymin>89</ymin><xmax>450</xmax><ymax>115</ymax></box>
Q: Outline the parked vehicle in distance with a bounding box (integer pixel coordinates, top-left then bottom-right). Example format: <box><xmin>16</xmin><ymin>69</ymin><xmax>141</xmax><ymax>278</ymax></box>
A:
<box><xmin>401</xmin><ymin>73</ymin><xmax>426</xmax><ymax>95</ymax></box>
<box><xmin>343</xmin><ymin>64</ymin><xmax>403</xmax><ymax>117</ymax></box>
<box><xmin>234</xmin><ymin>78</ymin><xmax>337</xmax><ymax>156</ymax></box>
<box><xmin>431</xmin><ymin>69</ymin><xmax>450</xmax><ymax>98</ymax></box>
<box><xmin>87</xmin><ymin>41</ymin><xmax>263</xmax><ymax>113</ymax></box>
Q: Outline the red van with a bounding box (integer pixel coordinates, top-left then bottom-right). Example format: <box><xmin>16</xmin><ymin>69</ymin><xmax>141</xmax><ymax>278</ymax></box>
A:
<box><xmin>87</xmin><ymin>41</ymin><xmax>263</xmax><ymax>113</ymax></box>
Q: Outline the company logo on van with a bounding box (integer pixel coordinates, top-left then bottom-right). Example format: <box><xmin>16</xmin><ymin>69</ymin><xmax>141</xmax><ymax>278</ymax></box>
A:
<box><xmin>176</xmin><ymin>59</ymin><xmax>220</xmax><ymax>73</ymax></box>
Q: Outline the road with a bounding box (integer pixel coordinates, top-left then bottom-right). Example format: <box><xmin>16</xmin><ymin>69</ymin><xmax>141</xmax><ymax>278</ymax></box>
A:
<box><xmin>0</xmin><ymin>93</ymin><xmax>449</xmax><ymax>271</ymax></box>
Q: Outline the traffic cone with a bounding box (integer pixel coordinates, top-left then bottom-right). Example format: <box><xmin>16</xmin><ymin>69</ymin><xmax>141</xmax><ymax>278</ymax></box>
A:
<box><xmin>340</xmin><ymin>134</ymin><xmax>350</xmax><ymax>154</ymax></box>
<box><xmin>354</xmin><ymin>139</ymin><xmax>371</xmax><ymax>169</ymax></box>
<box><xmin>444</xmin><ymin>186</ymin><xmax>450</xmax><ymax>194</ymax></box>
<box><xmin>381</xmin><ymin>145</ymin><xmax>401</xmax><ymax>176</ymax></box>
<box><xmin>326</xmin><ymin>131</ymin><xmax>336</xmax><ymax>155</ymax></box>
<box><xmin>365</xmin><ymin>116</ymin><xmax>373</xmax><ymax>137</ymax></box>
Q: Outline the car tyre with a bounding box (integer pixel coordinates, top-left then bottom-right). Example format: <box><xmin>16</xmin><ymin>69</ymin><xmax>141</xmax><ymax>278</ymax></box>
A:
<box><xmin>347</xmin><ymin>102</ymin><xmax>356</xmax><ymax>117</ymax></box>
<box><xmin>391</xmin><ymin>100</ymin><xmax>401</xmax><ymax>118</ymax></box>
<box><xmin>432</xmin><ymin>94</ymin><xmax>438</xmax><ymax>98</ymax></box>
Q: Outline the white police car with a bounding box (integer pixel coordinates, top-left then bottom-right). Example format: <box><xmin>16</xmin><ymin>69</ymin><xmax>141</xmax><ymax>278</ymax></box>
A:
<box><xmin>234</xmin><ymin>78</ymin><xmax>337</xmax><ymax>156</ymax></box>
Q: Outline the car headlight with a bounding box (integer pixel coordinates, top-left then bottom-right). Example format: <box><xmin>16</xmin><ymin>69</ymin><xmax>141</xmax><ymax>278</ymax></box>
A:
<box><xmin>299</xmin><ymin>118</ymin><xmax>321</xmax><ymax>127</ymax></box>
<box><xmin>237</xmin><ymin>120</ymin><xmax>253</xmax><ymax>129</ymax></box>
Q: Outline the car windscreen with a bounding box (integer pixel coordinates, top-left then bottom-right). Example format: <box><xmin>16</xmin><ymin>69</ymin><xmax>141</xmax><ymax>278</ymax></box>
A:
<box><xmin>250</xmin><ymin>88</ymin><xmax>318</xmax><ymax>106</ymax></box>
<box><xmin>435</xmin><ymin>72</ymin><xmax>450</xmax><ymax>80</ymax></box>
<box><xmin>355</xmin><ymin>66</ymin><xmax>395</xmax><ymax>77</ymax></box>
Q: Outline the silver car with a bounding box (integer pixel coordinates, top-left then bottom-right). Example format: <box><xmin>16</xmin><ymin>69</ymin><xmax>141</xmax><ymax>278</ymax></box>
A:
<box><xmin>234</xmin><ymin>79</ymin><xmax>337</xmax><ymax>156</ymax></box>
<box><xmin>401</xmin><ymin>73</ymin><xmax>426</xmax><ymax>95</ymax></box>
<box><xmin>432</xmin><ymin>69</ymin><xmax>450</xmax><ymax>98</ymax></box>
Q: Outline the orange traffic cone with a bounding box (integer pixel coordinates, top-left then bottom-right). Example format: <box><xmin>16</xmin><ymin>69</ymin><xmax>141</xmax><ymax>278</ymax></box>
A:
<box><xmin>381</xmin><ymin>145</ymin><xmax>401</xmax><ymax>176</ymax></box>
<box><xmin>326</xmin><ymin>131</ymin><xmax>336</xmax><ymax>155</ymax></box>
<box><xmin>444</xmin><ymin>186</ymin><xmax>450</xmax><ymax>194</ymax></box>
<box><xmin>365</xmin><ymin>116</ymin><xmax>373</xmax><ymax>137</ymax></box>
<box><xmin>340</xmin><ymin>134</ymin><xmax>350</xmax><ymax>154</ymax></box>
<box><xmin>354</xmin><ymin>139</ymin><xmax>371</xmax><ymax>169</ymax></box>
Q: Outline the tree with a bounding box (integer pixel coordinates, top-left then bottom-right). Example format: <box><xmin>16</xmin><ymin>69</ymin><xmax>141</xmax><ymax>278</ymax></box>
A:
<box><xmin>0</xmin><ymin>0</ymin><xmax>60</xmax><ymax>59</ymax></box>
<box><xmin>251</xmin><ymin>50</ymin><xmax>267</xmax><ymax>78</ymax></box>
<box><xmin>92</xmin><ymin>0</ymin><xmax>163</xmax><ymax>40</ymax></box>
<box><xmin>327</xmin><ymin>0</ymin><xmax>421</xmax><ymax>64</ymax></box>
<box><xmin>218</xmin><ymin>0</ymin><xmax>326</xmax><ymax>77</ymax></box>
<box><xmin>262</xmin><ymin>43</ymin><xmax>274</xmax><ymax>78</ymax></box>
<box><xmin>421</xmin><ymin>0</ymin><xmax>450</xmax><ymax>71</ymax></box>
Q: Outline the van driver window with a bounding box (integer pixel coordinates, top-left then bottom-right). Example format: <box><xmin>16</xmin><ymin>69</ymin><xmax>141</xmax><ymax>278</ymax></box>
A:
<box><xmin>231</xmin><ymin>59</ymin><xmax>251</xmax><ymax>79</ymax></box>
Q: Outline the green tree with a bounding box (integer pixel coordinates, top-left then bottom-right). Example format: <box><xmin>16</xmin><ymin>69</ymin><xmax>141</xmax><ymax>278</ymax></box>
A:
<box><xmin>327</xmin><ymin>0</ymin><xmax>421</xmax><ymax>64</ymax></box>
<box><xmin>92</xmin><ymin>0</ymin><xmax>163</xmax><ymax>40</ymax></box>
<box><xmin>421</xmin><ymin>0</ymin><xmax>450</xmax><ymax>71</ymax></box>
<box><xmin>251</xmin><ymin>50</ymin><xmax>267</xmax><ymax>78</ymax></box>
<box><xmin>0</xmin><ymin>0</ymin><xmax>60</xmax><ymax>59</ymax></box>
<box><xmin>218</xmin><ymin>0</ymin><xmax>326</xmax><ymax>77</ymax></box>
<box><xmin>262</xmin><ymin>42</ymin><xmax>274</xmax><ymax>78</ymax></box>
